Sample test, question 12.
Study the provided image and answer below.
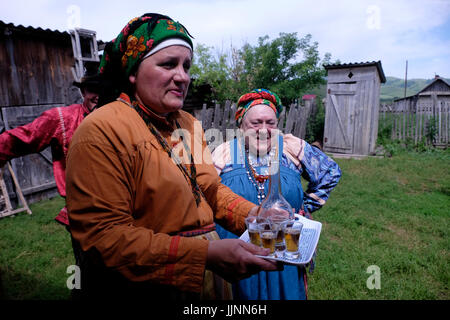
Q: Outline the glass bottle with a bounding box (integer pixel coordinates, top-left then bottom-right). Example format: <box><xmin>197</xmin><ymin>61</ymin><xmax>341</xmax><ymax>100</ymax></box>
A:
<box><xmin>257</xmin><ymin>136</ymin><xmax>294</xmax><ymax>251</ymax></box>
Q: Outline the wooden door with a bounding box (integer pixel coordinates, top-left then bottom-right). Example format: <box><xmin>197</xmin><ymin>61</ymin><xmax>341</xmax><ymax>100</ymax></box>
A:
<box><xmin>323</xmin><ymin>82</ymin><xmax>358</xmax><ymax>153</ymax></box>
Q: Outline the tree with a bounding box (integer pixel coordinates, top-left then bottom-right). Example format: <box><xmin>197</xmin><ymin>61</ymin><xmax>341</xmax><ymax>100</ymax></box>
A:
<box><xmin>190</xmin><ymin>43</ymin><xmax>230</xmax><ymax>102</ymax></box>
<box><xmin>191</xmin><ymin>33</ymin><xmax>332</xmax><ymax>105</ymax></box>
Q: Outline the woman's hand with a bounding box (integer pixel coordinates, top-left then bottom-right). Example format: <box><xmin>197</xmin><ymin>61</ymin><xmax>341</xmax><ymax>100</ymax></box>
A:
<box><xmin>206</xmin><ymin>239</ymin><xmax>280</xmax><ymax>283</ymax></box>
<box><xmin>247</xmin><ymin>205</ymin><xmax>260</xmax><ymax>217</ymax></box>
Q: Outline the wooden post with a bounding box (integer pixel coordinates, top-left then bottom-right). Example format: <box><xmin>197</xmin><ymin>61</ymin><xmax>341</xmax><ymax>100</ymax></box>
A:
<box><xmin>278</xmin><ymin>108</ymin><xmax>286</xmax><ymax>132</ymax></box>
<box><xmin>445</xmin><ymin>102</ymin><xmax>450</xmax><ymax>147</ymax></box>
<box><xmin>0</xmin><ymin>162</ymin><xmax>32</xmax><ymax>218</ymax></box>
<box><xmin>200</xmin><ymin>103</ymin><xmax>207</xmax><ymax>127</ymax></box>
<box><xmin>0</xmin><ymin>167</ymin><xmax>13</xmax><ymax>215</ymax></box>
<box><xmin>222</xmin><ymin>100</ymin><xmax>231</xmax><ymax>135</ymax></box>
<box><xmin>213</xmin><ymin>103</ymin><xmax>221</xmax><ymax>129</ymax></box>
<box><xmin>414</xmin><ymin>101</ymin><xmax>420</xmax><ymax>144</ymax></box>
<box><xmin>438</xmin><ymin>100</ymin><xmax>442</xmax><ymax>145</ymax></box>
<box><xmin>419</xmin><ymin>103</ymin><xmax>422</xmax><ymax>143</ymax></box>
<box><xmin>402</xmin><ymin>99</ymin><xmax>407</xmax><ymax>141</ymax></box>
<box><xmin>409</xmin><ymin>100</ymin><xmax>414</xmax><ymax>139</ymax></box>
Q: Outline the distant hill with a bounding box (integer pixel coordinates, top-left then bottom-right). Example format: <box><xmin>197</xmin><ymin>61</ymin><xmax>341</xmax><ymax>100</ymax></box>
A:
<box><xmin>380</xmin><ymin>76</ymin><xmax>450</xmax><ymax>102</ymax></box>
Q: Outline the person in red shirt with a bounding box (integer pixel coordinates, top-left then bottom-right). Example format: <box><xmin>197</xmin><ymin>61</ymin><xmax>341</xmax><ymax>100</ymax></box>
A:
<box><xmin>0</xmin><ymin>73</ymin><xmax>101</xmax><ymax>227</ymax></box>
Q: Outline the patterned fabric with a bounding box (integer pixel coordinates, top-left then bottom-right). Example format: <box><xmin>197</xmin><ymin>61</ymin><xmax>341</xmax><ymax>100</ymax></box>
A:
<box><xmin>214</xmin><ymin>134</ymin><xmax>342</xmax><ymax>214</ymax></box>
<box><xmin>235</xmin><ymin>88</ymin><xmax>283</xmax><ymax>126</ymax></box>
<box><xmin>0</xmin><ymin>103</ymin><xmax>91</xmax><ymax>226</ymax></box>
<box><xmin>212</xmin><ymin>137</ymin><xmax>305</xmax><ymax>300</ymax></box>
<box><xmin>177</xmin><ymin>223</ymin><xmax>216</xmax><ymax>237</ymax></box>
<box><xmin>211</xmin><ymin>137</ymin><xmax>341</xmax><ymax>300</ymax></box>
<box><xmin>193</xmin><ymin>231</ymin><xmax>232</xmax><ymax>300</ymax></box>
<box><xmin>98</xmin><ymin>13</ymin><xmax>193</xmax><ymax>78</ymax></box>
<box><xmin>300</xmin><ymin>142</ymin><xmax>342</xmax><ymax>213</ymax></box>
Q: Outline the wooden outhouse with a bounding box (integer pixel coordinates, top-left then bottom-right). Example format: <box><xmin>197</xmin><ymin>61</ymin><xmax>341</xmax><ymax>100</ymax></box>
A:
<box><xmin>323</xmin><ymin>61</ymin><xmax>386</xmax><ymax>155</ymax></box>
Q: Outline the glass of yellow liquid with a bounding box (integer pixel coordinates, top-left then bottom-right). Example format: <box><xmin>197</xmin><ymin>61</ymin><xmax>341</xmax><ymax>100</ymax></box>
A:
<box><xmin>245</xmin><ymin>216</ymin><xmax>261</xmax><ymax>246</ymax></box>
<box><xmin>258</xmin><ymin>221</ymin><xmax>278</xmax><ymax>256</ymax></box>
<box><xmin>268</xmin><ymin>216</ymin><xmax>287</xmax><ymax>253</ymax></box>
<box><xmin>282</xmin><ymin>221</ymin><xmax>303</xmax><ymax>260</ymax></box>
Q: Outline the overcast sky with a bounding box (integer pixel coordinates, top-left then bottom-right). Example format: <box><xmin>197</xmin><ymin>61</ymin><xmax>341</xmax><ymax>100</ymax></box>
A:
<box><xmin>1</xmin><ymin>0</ymin><xmax>449</xmax><ymax>79</ymax></box>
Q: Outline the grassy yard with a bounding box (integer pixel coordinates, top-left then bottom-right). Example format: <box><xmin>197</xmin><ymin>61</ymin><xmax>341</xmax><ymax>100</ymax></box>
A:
<box><xmin>0</xmin><ymin>149</ymin><xmax>449</xmax><ymax>300</ymax></box>
<box><xmin>308</xmin><ymin>149</ymin><xmax>449</xmax><ymax>300</ymax></box>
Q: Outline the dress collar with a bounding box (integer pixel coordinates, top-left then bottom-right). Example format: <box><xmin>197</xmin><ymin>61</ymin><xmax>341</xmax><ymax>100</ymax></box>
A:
<box><xmin>118</xmin><ymin>93</ymin><xmax>179</xmax><ymax>130</ymax></box>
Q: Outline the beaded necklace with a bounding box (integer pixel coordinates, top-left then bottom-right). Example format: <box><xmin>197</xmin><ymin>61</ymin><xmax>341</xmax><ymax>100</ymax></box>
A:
<box><xmin>243</xmin><ymin>146</ymin><xmax>275</xmax><ymax>204</ymax></box>
<box><xmin>118</xmin><ymin>93</ymin><xmax>204</xmax><ymax>206</ymax></box>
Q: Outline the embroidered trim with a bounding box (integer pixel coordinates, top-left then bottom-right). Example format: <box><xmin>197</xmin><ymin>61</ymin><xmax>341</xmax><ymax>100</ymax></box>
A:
<box><xmin>164</xmin><ymin>235</ymin><xmax>181</xmax><ymax>285</ymax></box>
<box><xmin>226</xmin><ymin>197</ymin><xmax>245</xmax><ymax>224</ymax></box>
<box><xmin>57</xmin><ymin>107</ymin><xmax>68</xmax><ymax>159</ymax></box>
<box><xmin>177</xmin><ymin>223</ymin><xmax>216</xmax><ymax>237</ymax></box>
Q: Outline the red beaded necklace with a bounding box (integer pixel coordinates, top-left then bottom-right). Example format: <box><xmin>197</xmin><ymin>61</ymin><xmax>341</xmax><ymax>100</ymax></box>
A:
<box><xmin>247</xmin><ymin>162</ymin><xmax>269</xmax><ymax>183</ymax></box>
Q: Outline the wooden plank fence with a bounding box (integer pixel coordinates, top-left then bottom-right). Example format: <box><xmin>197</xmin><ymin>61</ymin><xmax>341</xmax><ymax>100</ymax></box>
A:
<box><xmin>193</xmin><ymin>99</ymin><xmax>317</xmax><ymax>149</ymax></box>
<box><xmin>379</xmin><ymin>99</ymin><xmax>450</xmax><ymax>147</ymax></box>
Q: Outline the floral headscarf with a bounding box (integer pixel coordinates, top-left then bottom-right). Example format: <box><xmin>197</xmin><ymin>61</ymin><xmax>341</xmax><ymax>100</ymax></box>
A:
<box><xmin>235</xmin><ymin>88</ymin><xmax>283</xmax><ymax>127</ymax></box>
<box><xmin>99</xmin><ymin>13</ymin><xmax>193</xmax><ymax>77</ymax></box>
<box><xmin>96</xmin><ymin>13</ymin><xmax>194</xmax><ymax>107</ymax></box>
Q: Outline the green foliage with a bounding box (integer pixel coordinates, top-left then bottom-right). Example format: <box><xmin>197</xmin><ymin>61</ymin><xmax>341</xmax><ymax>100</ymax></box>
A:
<box><xmin>376</xmin><ymin>114</ymin><xmax>447</xmax><ymax>156</ymax></box>
<box><xmin>425</xmin><ymin>117</ymin><xmax>438</xmax><ymax>143</ymax></box>
<box><xmin>190</xmin><ymin>43</ymin><xmax>231</xmax><ymax>102</ymax></box>
<box><xmin>376</xmin><ymin>117</ymin><xmax>393</xmax><ymax>146</ymax></box>
<box><xmin>191</xmin><ymin>33</ymin><xmax>331</xmax><ymax>104</ymax></box>
<box><xmin>305</xmin><ymin>99</ymin><xmax>325</xmax><ymax>143</ymax></box>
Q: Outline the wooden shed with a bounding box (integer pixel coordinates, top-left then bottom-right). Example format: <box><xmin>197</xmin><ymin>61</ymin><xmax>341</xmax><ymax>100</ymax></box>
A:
<box><xmin>0</xmin><ymin>21</ymin><xmax>82</xmax><ymax>205</ymax></box>
<box><xmin>323</xmin><ymin>61</ymin><xmax>386</xmax><ymax>155</ymax></box>
<box><xmin>393</xmin><ymin>75</ymin><xmax>450</xmax><ymax>106</ymax></box>
<box><xmin>388</xmin><ymin>75</ymin><xmax>450</xmax><ymax>148</ymax></box>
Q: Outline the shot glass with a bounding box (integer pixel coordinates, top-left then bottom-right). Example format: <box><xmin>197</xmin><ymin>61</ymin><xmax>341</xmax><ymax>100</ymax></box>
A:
<box><xmin>245</xmin><ymin>216</ymin><xmax>261</xmax><ymax>247</ymax></box>
<box><xmin>268</xmin><ymin>217</ymin><xmax>287</xmax><ymax>252</ymax></box>
<box><xmin>258</xmin><ymin>221</ymin><xmax>277</xmax><ymax>256</ymax></box>
<box><xmin>282</xmin><ymin>221</ymin><xmax>303</xmax><ymax>260</ymax></box>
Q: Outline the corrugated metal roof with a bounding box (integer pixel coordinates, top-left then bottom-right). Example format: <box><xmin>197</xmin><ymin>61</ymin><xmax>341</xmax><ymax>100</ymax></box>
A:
<box><xmin>0</xmin><ymin>20</ymin><xmax>105</xmax><ymax>47</ymax></box>
<box><xmin>418</xmin><ymin>76</ymin><xmax>450</xmax><ymax>94</ymax></box>
<box><xmin>0</xmin><ymin>20</ymin><xmax>70</xmax><ymax>41</ymax></box>
<box><xmin>324</xmin><ymin>60</ymin><xmax>386</xmax><ymax>83</ymax></box>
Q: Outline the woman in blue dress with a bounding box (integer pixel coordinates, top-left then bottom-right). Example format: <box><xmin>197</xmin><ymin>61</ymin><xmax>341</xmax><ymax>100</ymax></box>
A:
<box><xmin>211</xmin><ymin>89</ymin><xmax>341</xmax><ymax>300</ymax></box>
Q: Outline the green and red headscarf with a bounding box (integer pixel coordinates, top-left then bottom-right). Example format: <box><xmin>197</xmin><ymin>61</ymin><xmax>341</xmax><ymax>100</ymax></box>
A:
<box><xmin>99</xmin><ymin>13</ymin><xmax>193</xmax><ymax>77</ymax></box>
<box><xmin>97</xmin><ymin>13</ymin><xmax>194</xmax><ymax>106</ymax></box>
<box><xmin>235</xmin><ymin>89</ymin><xmax>283</xmax><ymax>127</ymax></box>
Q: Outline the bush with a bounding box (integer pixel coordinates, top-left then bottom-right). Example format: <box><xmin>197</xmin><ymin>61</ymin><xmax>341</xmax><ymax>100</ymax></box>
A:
<box><xmin>305</xmin><ymin>99</ymin><xmax>325</xmax><ymax>144</ymax></box>
<box><xmin>376</xmin><ymin>117</ymin><xmax>444</xmax><ymax>155</ymax></box>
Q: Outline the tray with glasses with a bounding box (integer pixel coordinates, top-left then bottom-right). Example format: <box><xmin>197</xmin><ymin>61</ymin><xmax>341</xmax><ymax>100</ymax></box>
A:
<box><xmin>239</xmin><ymin>214</ymin><xmax>322</xmax><ymax>265</ymax></box>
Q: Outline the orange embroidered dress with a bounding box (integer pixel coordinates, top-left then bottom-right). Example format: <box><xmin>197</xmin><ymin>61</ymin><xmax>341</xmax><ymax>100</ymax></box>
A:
<box><xmin>66</xmin><ymin>98</ymin><xmax>255</xmax><ymax>298</ymax></box>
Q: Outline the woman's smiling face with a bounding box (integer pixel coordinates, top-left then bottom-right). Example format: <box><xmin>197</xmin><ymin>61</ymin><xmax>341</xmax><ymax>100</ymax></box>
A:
<box><xmin>241</xmin><ymin>104</ymin><xmax>278</xmax><ymax>155</ymax></box>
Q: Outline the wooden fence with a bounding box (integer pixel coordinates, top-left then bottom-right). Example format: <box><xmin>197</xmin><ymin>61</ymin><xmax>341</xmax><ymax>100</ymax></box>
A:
<box><xmin>379</xmin><ymin>99</ymin><xmax>450</xmax><ymax>147</ymax></box>
<box><xmin>193</xmin><ymin>99</ymin><xmax>317</xmax><ymax>148</ymax></box>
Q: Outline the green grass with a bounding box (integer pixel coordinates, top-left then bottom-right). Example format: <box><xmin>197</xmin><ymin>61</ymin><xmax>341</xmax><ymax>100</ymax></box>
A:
<box><xmin>0</xmin><ymin>149</ymin><xmax>449</xmax><ymax>300</ymax></box>
<box><xmin>308</xmin><ymin>149</ymin><xmax>450</xmax><ymax>299</ymax></box>
<box><xmin>0</xmin><ymin>197</ymin><xmax>74</xmax><ymax>300</ymax></box>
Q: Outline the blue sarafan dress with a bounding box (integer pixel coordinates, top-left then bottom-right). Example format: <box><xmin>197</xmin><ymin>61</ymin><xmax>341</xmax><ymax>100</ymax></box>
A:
<box><xmin>211</xmin><ymin>134</ymin><xmax>341</xmax><ymax>300</ymax></box>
